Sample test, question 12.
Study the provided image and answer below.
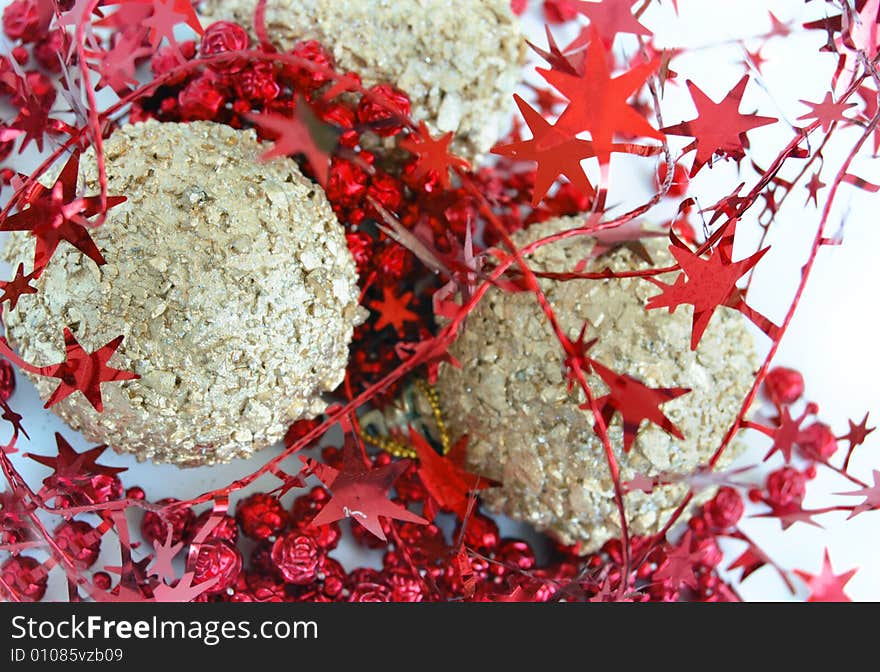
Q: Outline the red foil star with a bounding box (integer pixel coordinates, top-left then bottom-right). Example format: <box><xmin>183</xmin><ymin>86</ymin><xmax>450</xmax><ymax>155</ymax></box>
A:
<box><xmin>0</xmin><ymin>152</ymin><xmax>126</xmax><ymax>274</ymax></box>
<box><xmin>300</xmin><ymin>435</ymin><xmax>427</xmax><ymax>541</ymax></box>
<box><xmin>27</xmin><ymin>328</ymin><xmax>139</xmax><ymax>412</ymax></box>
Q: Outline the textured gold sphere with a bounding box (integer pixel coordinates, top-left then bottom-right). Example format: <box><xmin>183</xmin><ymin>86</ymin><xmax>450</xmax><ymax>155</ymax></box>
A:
<box><xmin>3</xmin><ymin>120</ymin><xmax>363</xmax><ymax>466</ymax></box>
<box><xmin>435</xmin><ymin>217</ymin><xmax>758</xmax><ymax>551</ymax></box>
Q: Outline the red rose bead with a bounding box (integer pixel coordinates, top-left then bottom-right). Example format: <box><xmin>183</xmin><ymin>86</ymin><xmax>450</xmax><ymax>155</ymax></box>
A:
<box><xmin>179</xmin><ymin>71</ymin><xmax>225</xmax><ymax>119</ymax></box>
<box><xmin>703</xmin><ymin>487</ymin><xmax>744</xmax><ymax>530</ymax></box>
<box><xmin>349</xmin><ymin>575</ymin><xmax>392</xmax><ymax>602</ymax></box>
<box><xmin>193</xmin><ymin>511</ymin><xmax>239</xmax><ymax>544</ymax></box>
<box><xmin>797</xmin><ymin>422</ymin><xmax>838</xmax><ymax>460</ymax></box>
<box><xmin>0</xmin><ymin>555</ymin><xmax>46</xmax><ymax>602</ymax></box>
<box><xmin>85</xmin><ymin>474</ymin><xmax>124</xmax><ymax>505</ymax></box>
<box><xmin>235</xmin><ymin>493</ymin><xmax>287</xmax><ymax>541</ymax></box>
<box><xmin>245</xmin><ymin>573</ymin><xmax>286</xmax><ymax>602</ymax></box>
<box><xmin>764</xmin><ymin>367</ymin><xmax>805</xmax><ymax>405</ymax></box>
<box><xmin>290</xmin><ymin>486</ymin><xmax>324</xmax><ymax>523</ymax></box>
<box><xmin>345</xmin><ymin>231</ymin><xmax>374</xmax><ymax>276</ymax></box>
<box><xmin>286</xmin><ymin>40</ymin><xmax>335</xmax><ymax>90</ymax></box>
<box><xmin>387</xmin><ymin>568</ymin><xmax>426</xmax><ymax>602</ymax></box>
<box><xmin>151</xmin><ymin>41</ymin><xmax>197</xmax><ymax>85</ymax></box>
<box><xmin>271</xmin><ymin>532</ymin><xmax>323</xmax><ymax>585</ymax></box>
<box><xmin>0</xmin><ymin>358</ymin><xmax>15</xmax><ymax>402</ymax></box>
<box><xmin>766</xmin><ymin>467</ymin><xmax>807</xmax><ymax>509</ymax></box>
<box><xmin>92</xmin><ymin>571</ymin><xmax>112</xmax><ymax>591</ymax></box>
<box><xmin>193</xmin><ymin>540</ymin><xmax>242</xmax><ymax>595</ymax></box>
<box><xmin>141</xmin><ymin>498</ymin><xmax>197</xmax><ymax>546</ymax></box>
<box><xmin>33</xmin><ymin>29</ymin><xmax>67</xmax><ymax>73</ymax></box>
<box><xmin>284</xmin><ymin>418</ymin><xmax>322</xmax><ymax>448</ymax></box>
<box><xmin>356</xmin><ymin>83</ymin><xmax>411</xmax><ymax>136</ymax></box>
<box><xmin>201</xmin><ymin>21</ymin><xmax>249</xmax><ymax>58</ymax></box>
<box><xmin>2</xmin><ymin>0</ymin><xmax>41</xmax><ymax>43</ymax></box>
<box><xmin>53</xmin><ymin>520</ymin><xmax>101</xmax><ymax>569</ymax></box>
<box><xmin>235</xmin><ymin>62</ymin><xmax>281</xmax><ymax>103</ymax></box>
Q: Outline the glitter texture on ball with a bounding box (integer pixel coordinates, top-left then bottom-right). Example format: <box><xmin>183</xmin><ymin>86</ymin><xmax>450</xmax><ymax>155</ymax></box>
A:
<box><xmin>200</xmin><ymin>0</ymin><xmax>526</xmax><ymax>159</ymax></box>
<box><xmin>3</xmin><ymin>120</ymin><xmax>363</xmax><ymax>466</ymax></box>
<box><xmin>435</xmin><ymin>217</ymin><xmax>759</xmax><ymax>552</ymax></box>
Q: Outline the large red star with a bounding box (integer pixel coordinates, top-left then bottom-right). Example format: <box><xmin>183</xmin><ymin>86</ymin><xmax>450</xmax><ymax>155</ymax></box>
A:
<box><xmin>0</xmin><ymin>153</ymin><xmax>126</xmax><ymax>274</ymax></box>
<box><xmin>538</xmin><ymin>29</ymin><xmax>662</xmax><ymax>165</ymax></box>
<box><xmin>662</xmin><ymin>76</ymin><xmax>777</xmax><ymax>176</ymax></box>
<box><xmin>492</xmin><ymin>94</ymin><xmax>596</xmax><ymax>206</ymax></box>
<box><xmin>794</xmin><ymin>550</ymin><xmax>857</xmax><ymax>602</ymax></box>
<box><xmin>587</xmin><ymin>359</ymin><xmax>690</xmax><ymax>453</ymax></box>
<box><xmin>300</xmin><ymin>436</ymin><xmax>426</xmax><ymax>541</ymax></box>
<box><xmin>646</xmin><ymin>222</ymin><xmax>770</xmax><ymax>350</ymax></box>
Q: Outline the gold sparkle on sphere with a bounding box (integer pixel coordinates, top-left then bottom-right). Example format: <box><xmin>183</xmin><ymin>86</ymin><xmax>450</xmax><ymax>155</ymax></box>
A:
<box><xmin>3</xmin><ymin>120</ymin><xmax>364</xmax><ymax>467</ymax></box>
<box><xmin>435</xmin><ymin>217</ymin><xmax>759</xmax><ymax>552</ymax></box>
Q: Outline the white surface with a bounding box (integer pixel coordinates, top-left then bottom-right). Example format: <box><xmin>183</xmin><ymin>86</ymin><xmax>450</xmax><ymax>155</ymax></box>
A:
<box><xmin>1</xmin><ymin>0</ymin><xmax>879</xmax><ymax>601</ymax></box>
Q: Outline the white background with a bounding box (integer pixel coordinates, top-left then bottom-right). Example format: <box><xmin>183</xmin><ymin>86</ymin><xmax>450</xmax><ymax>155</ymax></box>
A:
<box><xmin>1</xmin><ymin>0</ymin><xmax>879</xmax><ymax>601</ymax></box>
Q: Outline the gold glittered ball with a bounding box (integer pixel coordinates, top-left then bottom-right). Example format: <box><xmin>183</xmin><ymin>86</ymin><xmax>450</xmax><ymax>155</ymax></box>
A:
<box><xmin>435</xmin><ymin>217</ymin><xmax>758</xmax><ymax>552</ymax></box>
<box><xmin>201</xmin><ymin>0</ymin><xmax>526</xmax><ymax>159</ymax></box>
<box><xmin>3</xmin><ymin>120</ymin><xmax>364</xmax><ymax>466</ymax></box>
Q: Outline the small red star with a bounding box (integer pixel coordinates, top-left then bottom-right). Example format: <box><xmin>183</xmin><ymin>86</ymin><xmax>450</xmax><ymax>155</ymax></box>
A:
<box><xmin>794</xmin><ymin>550</ymin><xmax>857</xmax><ymax>602</ymax></box>
<box><xmin>0</xmin><ymin>152</ymin><xmax>126</xmax><ymax>273</ymax></box>
<box><xmin>369</xmin><ymin>286</ymin><xmax>420</xmax><ymax>335</ymax></box>
<box><xmin>301</xmin><ymin>436</ymin><xmax>427</xmax><ymax>541</ymax></box>
<box><xmin>36</xmin><ymin>328</ymin><xmax>139</xmax><ymax>412</ymax></box>
<box><xmin>804</xmin><ymin>172</ymin><xmax>826</xmax><ymax>207</ymax></box>
<box><xmin>0</xmin><ymin>263</ymin><xmax>38</xmax><ymax>310</ymax></box>
<box><xmin>399</xmin><ymin>121</ymin><xmax>470</xmax><ymax>189</ymax></box>
<box><xmin>246</xmin><ymin>105</ymin><xmax>331</xmax><ymax>186</ymax></box>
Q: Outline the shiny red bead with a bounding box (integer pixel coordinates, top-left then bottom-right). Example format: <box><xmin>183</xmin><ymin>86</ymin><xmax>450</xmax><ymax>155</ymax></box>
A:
<box><xmin>141</xmin><ymin>498</ymin><xmax>196</xmax><ymax>546</ymax></box>
<box><xmin>271</xmin><ymin>532</ymin><xmax>323</xmax><ymax>585</ymax></box>
<box><xmin>764</xmin><ymin>367</ymin><xmax>805</xmax><ymax>405</ymax></box>
<box><xmin>0</xmin><ymin>555</ymin><xmax>46</xmax><ymax>602</ymax></box>
<box><xmin>766</xmin><ymin>467</ymin><xmax>807</xmax><ymax>509</ymax></box>
<box><xmin>797</xmin><ymin>422</ymin><xmax>838</xmax><ymax>460</ymax></box>
<box><xmin>53</xmin><ymin>520</ymin><xmax>101</xmax><ymax>569</ymax></box>
<box><xmin>235</xmin><ymin>493</ymin><xmax>287</xmax><ymax>541</ymax></box>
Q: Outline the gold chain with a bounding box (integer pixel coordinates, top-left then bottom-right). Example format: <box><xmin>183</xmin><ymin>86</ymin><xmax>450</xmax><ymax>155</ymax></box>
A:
<box><xmin>360</xmin><ymin>378</ymin><xmax>451</xmax><ymax>459</ymax></box>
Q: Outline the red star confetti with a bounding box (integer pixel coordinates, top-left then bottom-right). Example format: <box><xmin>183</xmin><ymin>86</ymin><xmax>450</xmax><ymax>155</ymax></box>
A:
<box><xmin>399</xmin><ymin>121</ymin><xmax>470</xmax><ymax>189</ymax></box>
<box><xmin>246</xmin><ymin>106</ymin><xmax>331</xmax><ymax>186</ymax></box>
<box><xmin>300</xmin><ymin>435</ymin><xmax>427</xmax><ymax>541</ymax></box>
<box><xmin>411</xmin><ymin>431</ymin><xmax>492</xmax><ymax>520</ymax></box>
<box><xmin>492</xmin><ymin>94</ymin><xmax>596</xmax><ymax>205</ymax></box>
<box><xmin>794</xmin><ymin>550</ymin><xmax>857</xmax><ymax>602</ymax></box>
<box><xmin>0</xmin><ymin>263</ymin><xmax>37</xmax><ymax>310</ymax></box>
<box><xmin>0</xmin><ymin>328</ymin><xmax>139</xmax><ymax>412</ymax></box>
<box><xmin>569</xmin><ymin>0</ymin><xmax>653</xmax><ymax>49</ymax></box>
<box><xmin>797</xmin><ymin>92</ymin><xmax>857</xmax><ymax>132</ymax></box>
<box><xmin>26</xmin><ymin>433</ymin><xmax>126</xmax><ymax>485</ymax></box>
<box><xmin>837</xmin><ymin>470</ymin><xmax>880</xmax><ymax>519</ymax></box>
<box><xmin>646</xmin><ymin>223</ymin><xmax>771</xmax><ymax>350</ymax></box>
<box><xmin>369</xmin><ymin>286</ymin><xmax>420</xmax><ymax>335</ymax></box>
<box><xmin>587</xmin><ymin>359</ymin><xmax>690</xmax><ymax>452</ymax></box>
<box><xmin>662</xmin><ymin>76</ymin><xmax>777</xmax><ymax>176</ymax></box>
<box><xmin>0</xmin><ymin>153</ymin><xmax>126</xmax><ymax>273</ymax></box>
<box><xmin>537</xmin><ymin>29</ymin><xmax>662</xmax><ymax>166</ymax></box>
